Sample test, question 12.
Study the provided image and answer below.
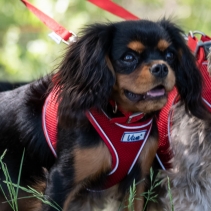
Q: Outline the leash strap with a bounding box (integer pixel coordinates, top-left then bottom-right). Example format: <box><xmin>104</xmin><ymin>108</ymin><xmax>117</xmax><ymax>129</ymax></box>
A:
<box><xmin>20</xmin><ymin>0</ymin><xmax>75</xmax><ymax>44</ymax></box>
<box><xmin>20</xmin><ymin>0</ymin><xmax>139</xmax><ymax>44</ymax></box>
<box><xmin>87</xmin><ymin>0</ymin><xmax>139</xmax><ymax>20</ymax></box>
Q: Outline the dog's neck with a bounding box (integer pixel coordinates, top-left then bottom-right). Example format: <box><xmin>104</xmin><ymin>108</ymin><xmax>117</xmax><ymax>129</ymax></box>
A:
<box><xmin>104</xmin><ymin>100</ymin><xmax>145</xmax><ymax>124</ymax></box>
<box><xmin>103</xmin><ymin>100</ymin><xmax>157</xmax><ymax>125</ymax></box>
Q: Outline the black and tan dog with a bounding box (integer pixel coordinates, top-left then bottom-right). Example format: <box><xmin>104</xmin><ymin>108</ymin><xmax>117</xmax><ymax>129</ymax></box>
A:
<box><xmin>0</xmin><ymin>19</ymin><xmax>206</xmax><ymax>211</ymax></box>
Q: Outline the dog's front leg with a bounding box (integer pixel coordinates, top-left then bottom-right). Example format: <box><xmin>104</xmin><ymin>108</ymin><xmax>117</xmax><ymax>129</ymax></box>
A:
<box><xmin>124</xmin><ymin>135</ymin><xmax>158</xmax><ymax>211</ymax></box>
<box><xmin>41</xmin><ymin>142</ymin><xmax>112</xmax><ymax>211</ymax></box>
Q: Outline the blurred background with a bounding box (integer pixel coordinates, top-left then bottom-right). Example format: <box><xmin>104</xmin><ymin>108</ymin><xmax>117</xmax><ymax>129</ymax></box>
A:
<box><xmin>0</xmin><ymin>0</ymin><xmax>211</xmax><ymax>82</ymax></box>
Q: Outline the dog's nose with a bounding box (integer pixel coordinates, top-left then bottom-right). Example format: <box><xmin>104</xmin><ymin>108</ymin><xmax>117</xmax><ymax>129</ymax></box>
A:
<box><xmin>150</xmin><ymin>64</ymin><xmax>168</xmax><ymax>78</ymax></box>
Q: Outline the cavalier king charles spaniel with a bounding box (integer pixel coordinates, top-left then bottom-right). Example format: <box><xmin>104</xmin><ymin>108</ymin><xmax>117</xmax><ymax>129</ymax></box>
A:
<box><xmin>0</xmin><ymin>19</ymin><xmax>206</xmax><ymax>211</ymax></box>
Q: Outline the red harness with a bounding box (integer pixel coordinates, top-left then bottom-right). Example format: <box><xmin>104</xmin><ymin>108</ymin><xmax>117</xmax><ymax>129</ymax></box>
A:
<box><xmin>42</xmin><ymin>89</ymin><xmax>153</xmax><ymax>189</ymax></box>
<box><xmin>156</xmin><ymin>34</ymin><xmax>211</xmax><ymax>170</ymax></box>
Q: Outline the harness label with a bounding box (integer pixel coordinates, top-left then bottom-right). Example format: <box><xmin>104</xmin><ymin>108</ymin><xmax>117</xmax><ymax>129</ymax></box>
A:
<box><xmin>121</xmin><ymin>130</ymin><xmax>146</xmax><ymax>142</ymax></box>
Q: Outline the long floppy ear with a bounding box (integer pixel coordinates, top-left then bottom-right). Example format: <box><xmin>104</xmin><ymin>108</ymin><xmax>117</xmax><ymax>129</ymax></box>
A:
<box><xmin>54</xmin><ymin>23</ymin><xmax>115</xmax><ymax>127</ymax></box>
<box><xmin>158</xmin><ymin>19</ymin><xmax>208</xmax><ymax>120</ymax></box>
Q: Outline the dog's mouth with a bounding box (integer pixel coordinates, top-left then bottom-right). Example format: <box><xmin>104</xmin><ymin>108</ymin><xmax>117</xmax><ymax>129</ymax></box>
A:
<box><xmin>124</xmin><ymin>85</ymin><xmax>166</xmax><ymax>102</ymax></box>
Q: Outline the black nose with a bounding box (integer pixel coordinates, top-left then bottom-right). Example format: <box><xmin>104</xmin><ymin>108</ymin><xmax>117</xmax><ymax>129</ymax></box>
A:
<box><xmin>150</xmin><ymin>64</ymin><xmax>168</xmax><ymax>78</ymax></box>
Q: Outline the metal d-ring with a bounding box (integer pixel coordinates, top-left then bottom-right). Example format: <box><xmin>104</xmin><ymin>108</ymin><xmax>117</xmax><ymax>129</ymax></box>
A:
<box><xmin>188</xmin><ymin>30</ymin><xmax>206</xmax><ymax>38</ymax></box>
<box><xmin>113</xmin><ymin>101</ymin><xmax>118</xmax><ymax>113</ymax></box>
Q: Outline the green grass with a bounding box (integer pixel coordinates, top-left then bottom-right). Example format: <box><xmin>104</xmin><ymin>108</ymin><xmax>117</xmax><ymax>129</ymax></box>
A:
<box><xmin>141</xmin><ymin>168</ymin><xmax>163</xmax><ymax>211</ymax></box>
<box><xmin>119</xmin><ymin>168</ymin><xmax>174</xmax><ymax>211</ymax></box>
<box><xmin>0</xmin><ymin>149</ymin><xmax>23</xmax><ymax>211</ymax></box>
<box><xmin>0</xmin><ymin>149</ymin><xmax>62</xmax><ymax>211</ymax></box>
<box><xmin>0</xmin><ymin>150</ymin><xmax>174</xmax><ymax>211</ymax></box>
<box><xmin>167</xmin><ymin>176</ymin><xmax>174</xmax><ymax>211</ymax></box>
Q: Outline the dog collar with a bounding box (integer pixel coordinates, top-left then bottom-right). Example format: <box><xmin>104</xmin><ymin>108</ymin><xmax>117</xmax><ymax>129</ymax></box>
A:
<box><xmin>42</xmin><ymin>88</ymin><xmax>153</xmax><ymax>189</ymax></box>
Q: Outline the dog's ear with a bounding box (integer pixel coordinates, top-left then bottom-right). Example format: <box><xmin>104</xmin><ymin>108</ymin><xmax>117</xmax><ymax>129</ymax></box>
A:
<box><xmin>54</xmin><ymin>23</ymin><xmax>115</xmax><ymax>127</ymax></box>
<box><xmin>158</xmin><ymin>19</ymin><xmax>208</xmax><ymax>120</ymax></box>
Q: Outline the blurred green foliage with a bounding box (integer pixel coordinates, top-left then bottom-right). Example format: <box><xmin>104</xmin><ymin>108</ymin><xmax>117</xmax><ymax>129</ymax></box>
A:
<box><xmin>0</xmin><ymin>0</ymin><xmax>211</xmax><ymax>81</ymax></box>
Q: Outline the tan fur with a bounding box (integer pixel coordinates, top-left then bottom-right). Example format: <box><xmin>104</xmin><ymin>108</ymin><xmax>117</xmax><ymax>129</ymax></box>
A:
<box><xmin>120</xmin><ymin>135</ymin><xmax>158</xmax><ymax>211</ymax></box>
<box><xmin>157</xmin><ymin>40</ymin><xmax>171</xmax><ymax>51</ymax></box>
<box><xmin>63</xmin><ymin>136</ymin><xmax>158</xmax><ymax>211</ymax></box>
<box><xmin>62</xmin><ymin>144</ymin><xmax>114</xmax><ymax>211</ymax></box>
<box><xmin>140</xmin><ymin>136</ymin><xmax>158</xmax><ymax>176</ymax></box>
<box><xmin>134</xmin><ymin>135</ymin><xmax>158</xmax><ymax>210</ymax></box>
<box><xmin>74</xmin><ymin>143</ymin><xmax>112</xmax><ymax>183</ymax></box>
<box><xmin>127</xmin><ymin>41</ymin><xmax>145</xmax><ymax>53</ymax></box>
<box><xmin>112</xmin><ymin>60</ymin><xmax>175</xmax><ymax>113</ymax></box>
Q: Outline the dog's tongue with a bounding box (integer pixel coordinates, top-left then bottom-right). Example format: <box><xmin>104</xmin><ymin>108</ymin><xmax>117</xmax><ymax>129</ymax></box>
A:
<box><xmin>146</xmin><ymin>87</ymin><xmax>165</xmax><ymax>97</ymax></box>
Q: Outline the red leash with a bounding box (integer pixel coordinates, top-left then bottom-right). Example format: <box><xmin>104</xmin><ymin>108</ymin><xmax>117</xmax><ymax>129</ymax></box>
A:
<box><xmin>21</xmin><ymin>0</ymin><xmax>75</xmax><ymax>43</ymax></box>
<box><xmin>88</xmin><ymin>0</ymin><xmax>139</xmax><ymax>20</ymax></box>
<box><xmin>20</xmin><ymin>0</ymin><xmax>139</xmax><ymax>44</ymax></box>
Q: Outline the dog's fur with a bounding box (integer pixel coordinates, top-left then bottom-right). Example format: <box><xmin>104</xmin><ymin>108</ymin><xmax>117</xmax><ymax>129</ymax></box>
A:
<box><xmin>148</xmin><ymin>51</ymin><xmax>211</xmax><ymax>211</ymax></box>
<box><xmin>0</xmin><ymin>82</ymin><xmax>27</xmax><ymax>91</ymax></box>
<box><xmin>0</xmin><ymin>19</ymin><xmax>207</xmax><ymax>211</ymax></box>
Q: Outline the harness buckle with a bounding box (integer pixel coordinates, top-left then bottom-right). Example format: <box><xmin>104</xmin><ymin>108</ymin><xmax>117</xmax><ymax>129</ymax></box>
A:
<box><xmin>127</xmin><ymin>112</ymin><xmax>144</xmax><ymax>123</ymax></box>
<box><xmin>195</xmin><ymin>40</ymin><xmax>211</xmax><ymax>57</ymax></box>
<box><xmin>188</xmin><ymin>31</ymin><xmax>211</xmax><ymax>57</ymax></box>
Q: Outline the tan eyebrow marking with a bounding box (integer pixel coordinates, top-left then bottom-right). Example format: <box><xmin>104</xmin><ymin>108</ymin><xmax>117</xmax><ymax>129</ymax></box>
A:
<box><xmin>157</xmin><ymin>39</ymin><xmax>171</xmax><ymax>51</ymax></box>
<box><xmin>127</xmin><ymin>41</ymin><xmax>145</xmax><ymax>53</ymax></box>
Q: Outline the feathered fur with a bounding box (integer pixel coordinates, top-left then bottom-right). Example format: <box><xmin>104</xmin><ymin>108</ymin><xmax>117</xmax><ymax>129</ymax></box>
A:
<box><xmin>0</xmin><ymin>19</ymin><xmax>207</xmax><ymax>211</ymax></box>
<box><xmin>148</xmin><ymin>48</ymin><xmax>211</xmax><ymax>211</ymax></box>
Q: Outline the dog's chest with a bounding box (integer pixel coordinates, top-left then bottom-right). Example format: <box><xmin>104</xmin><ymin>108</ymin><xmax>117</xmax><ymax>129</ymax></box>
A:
<box><xmin>86</xmin><ymin>109</ymin><xmax>153</xmax><ymax>188</ymax></box>
<box><xmin>42</xmin><ymin>90</ymin><xmax>153</xmax><ymax>189</ymax></box>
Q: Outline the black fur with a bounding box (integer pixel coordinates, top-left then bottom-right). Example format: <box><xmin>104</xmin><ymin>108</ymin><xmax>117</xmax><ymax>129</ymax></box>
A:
<box><xmin>0</xmin><ymin>19</ymin><xmax>207</xmax><ymax>211</ymax></box>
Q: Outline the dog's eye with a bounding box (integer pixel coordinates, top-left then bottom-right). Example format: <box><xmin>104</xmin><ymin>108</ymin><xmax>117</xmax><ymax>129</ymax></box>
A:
<box><xmin>122</xmin><ymin>54</ymin><xmax>136</xmax><ymax>63</ymax></box>
<box><xmin>165</xmin><ymin>51</ymin><xmax>175</xmax><ymax>62</ymax></box>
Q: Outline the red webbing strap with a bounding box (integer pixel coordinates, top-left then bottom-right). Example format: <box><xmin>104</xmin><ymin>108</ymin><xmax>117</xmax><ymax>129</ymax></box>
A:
<box><xmin>201</xmin><ymin>35</ymin><xmax>211</xmax><ymax>42</ymax></box>
<box><xmin>188</xmin><ymin>34</ymin><xmax>211</xmax><ymax>113</ymax></box>
<box><xmin>201</xmin><ymin>64</ymin><xmax>211</xmax><ymax>113</ymax></box>
<box><xmin>157</xmin><ymin>87</ymin><xmax>178</xmax><ymax>169</ymax></box>
<box><xmin>187</xmin><ymin>36</ymin><xmax>198</xmax><ymax>52</ymax></box>
<box><xmin>21</xmin><ymin>0</ymin><xmax>139</xmax><ymax>42</ymax></box>
<box><xmin>21</xmin><ymin>0</ymin><xmax>72</xmax><ymax>41</ymax></box>
<box><xmin>88</xmin><ymin>0</ymin><xmax>139</xmax><ymax>20</ymax></box>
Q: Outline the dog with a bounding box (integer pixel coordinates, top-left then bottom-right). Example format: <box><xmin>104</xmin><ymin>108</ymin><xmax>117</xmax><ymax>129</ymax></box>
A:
<box><xmin>0</xmin><ymin>19</ymin><xmax>206</xmax><ymax>211</ymax></box>
<box><xmin>147</xmin><ymin>46</ymin><xmax>211</xmax><ymax>210</ymax></box>
<box><xmin>0</xmin><ymin>82</ymin><xmax>27</xmax><ymax>91</ymax></box>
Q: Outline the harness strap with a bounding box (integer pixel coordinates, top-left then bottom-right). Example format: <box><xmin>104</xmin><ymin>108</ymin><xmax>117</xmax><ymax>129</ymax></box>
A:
<box><xmin>188</xmin><ymin>34</ymin><xmax>211</xmax><ymax>113</ymax></box>
<box><xmin>156</xmin><ymin>87</ymin><xmax>178</xmax><ymax>169</ymax></box>
<box><xmin>87</xmin><ymin>0</ymin><xmax>139</xmax><ymax>20</ymax></box>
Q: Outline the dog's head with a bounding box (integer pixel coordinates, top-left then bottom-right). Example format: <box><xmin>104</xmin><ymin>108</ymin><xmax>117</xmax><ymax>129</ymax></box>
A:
<box><xmin>54</xmin><ymin>19</ymin><xmax>206</xmax><ymax>127</ymax></box>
